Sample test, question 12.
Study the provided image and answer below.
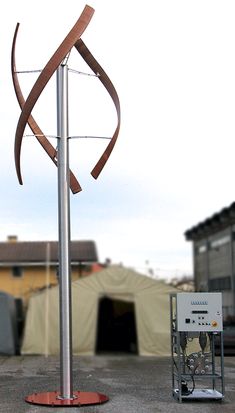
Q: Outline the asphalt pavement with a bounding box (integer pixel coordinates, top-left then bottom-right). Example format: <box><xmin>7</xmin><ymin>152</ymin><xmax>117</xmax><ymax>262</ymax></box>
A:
<box><xmin>0</xmin><ymin>355</ymin><xmax>235</xmax><ymax>413</ymax></box>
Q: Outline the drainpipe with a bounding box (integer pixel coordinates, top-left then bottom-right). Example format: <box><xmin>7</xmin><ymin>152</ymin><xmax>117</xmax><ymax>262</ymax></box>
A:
<box><xmin>205</xmin><ymin>238</ymin><xmax>210</xmax><ymax>292</ymax></box>
<box><xmin>230</xmin><ymin>226</ymin><xmax>235</xmax><ymax>317</ymax></box>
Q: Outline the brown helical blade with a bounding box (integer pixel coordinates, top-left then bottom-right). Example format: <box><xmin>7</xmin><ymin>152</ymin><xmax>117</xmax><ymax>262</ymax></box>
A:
<box><xmin>75</xmin><ymin>39</ymin><xmax>121</xmax><ymax>179</ymax></box>
<box><xmin>11</xmin><ymin>23</ymin><xmax>81</xmax><ymax>194</ymax></box>
<box><xmin>13</xmin><ymin>4</ymin><xmax>94</xmax><ymax>191</ymax></box>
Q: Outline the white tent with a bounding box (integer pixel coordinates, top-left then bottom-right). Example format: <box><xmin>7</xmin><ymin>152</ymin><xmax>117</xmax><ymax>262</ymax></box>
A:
<box><xmin>22</xmin><ymin>266</ymin><xmax>177</xmax><ymax>356</ymax></box>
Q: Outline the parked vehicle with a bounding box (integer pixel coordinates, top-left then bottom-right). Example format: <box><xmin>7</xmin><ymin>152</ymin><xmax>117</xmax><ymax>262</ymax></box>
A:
<box><xmin>215</xmin><ymin>322</ymin><xmax>235</xmax><ymax>355</ymax></box>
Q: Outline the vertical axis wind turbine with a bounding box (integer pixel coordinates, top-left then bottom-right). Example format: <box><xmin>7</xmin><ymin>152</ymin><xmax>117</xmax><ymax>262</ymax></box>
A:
<box><xmin>11</xmin><ymin>4</ymin><xmax>120</xmax><ymax>407</ymax></box>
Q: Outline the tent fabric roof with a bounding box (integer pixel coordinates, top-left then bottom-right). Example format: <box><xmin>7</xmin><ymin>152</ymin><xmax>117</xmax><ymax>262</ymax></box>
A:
<box><xmin>22</xmin><ymin>266</ymin><xmax>177</xmax><ymax>356</ymax></box>
<box><xmin>0</xmin><ymin>240</ymin><xmax>98</xmax><ymax>264</ymax></box>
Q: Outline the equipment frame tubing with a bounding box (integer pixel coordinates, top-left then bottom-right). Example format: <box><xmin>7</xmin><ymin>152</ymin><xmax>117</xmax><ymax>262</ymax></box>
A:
<box><xmin>170</xmin><ymin>295</ymin><xmax>175</xmax><ymax>394</ymax></box>
<box><xmin>57</xmin><ymin>63</ymin><xmax>73</xmax><ymax>399</ymax></box>
<box><xmin>220</xmin><ymin>331</ymin><xmax>225</xmax><ymax>396</ymax></box>
<box><xmin>211</xmin><ymin>333</ymin><xmax>216</xmax><ymax>390</ymax></box>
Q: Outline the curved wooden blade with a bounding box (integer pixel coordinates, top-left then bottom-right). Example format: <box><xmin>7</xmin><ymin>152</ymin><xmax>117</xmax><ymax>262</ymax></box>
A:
<box><xmin>75</xmin><ymin>39</ymin><xmax>121</xmax><ymax>179</ymax></box>
<box><xmin>11</xmin><ymin>23</ymin><xmax>82</xmax><ymax>193</ymax></box>
<box><xmin>13</xmin><ymin>4</ymin><xmax>94</xmax><ymax>191</ymax></box>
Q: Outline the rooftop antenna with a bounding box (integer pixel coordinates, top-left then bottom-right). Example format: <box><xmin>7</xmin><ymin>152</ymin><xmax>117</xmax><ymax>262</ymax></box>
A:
<box><xmin>11</xmin><ymin>4</ymin><xmax>120</xmax><ymax>407</ymax></box>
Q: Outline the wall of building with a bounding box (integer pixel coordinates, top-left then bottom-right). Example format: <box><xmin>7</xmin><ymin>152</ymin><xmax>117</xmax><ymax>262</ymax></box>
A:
<box><xmin>194</xmin><ymin>240</ymin><xmax>208</xmax><ymax>291</ymax></box>
<box><xmin>194</xmin><ymin>227</ymin><xmax>234</xmax><ymax>318</ymax></box>
<box><xmin>0</xmin><ymin>265</ymin><xmax>90</xmax><ymax>304</ymax></box>
<box><xmin>0</xmin><ymin>267</ymin><xmax>57</xmax><ymax>302</ymax></box>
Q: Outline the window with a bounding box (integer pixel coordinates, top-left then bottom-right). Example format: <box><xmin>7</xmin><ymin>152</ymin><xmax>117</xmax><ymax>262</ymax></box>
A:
<box><xmin>210</xmin><ymin>235</ymin><xmax>230</xmax><ymax>249</ymax></box>
<box><xmin>197</xmin><ymin>245</ymin><xmax>207</xmax><ymax>254</ymax></box>
<box><xmin>209</xmin><ymin>276</ymin><xmax>231</xmax><ymax>291</ymax></box>
<box><xmin>12</xmin><ymin>266</ymin><xmax>23</xmax><ymax>278</ymax></box>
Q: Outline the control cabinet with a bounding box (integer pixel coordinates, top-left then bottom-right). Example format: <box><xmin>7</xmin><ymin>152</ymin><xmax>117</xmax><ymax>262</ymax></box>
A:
<box><xmin>170</xmin><ymin>292</ymin><xmax>225</xmax><ymax>402</ymax></box>
<box><xmin>176</xmin><ymin>292</ymin><xmax>223</xmax><ymax>332</ymax></box>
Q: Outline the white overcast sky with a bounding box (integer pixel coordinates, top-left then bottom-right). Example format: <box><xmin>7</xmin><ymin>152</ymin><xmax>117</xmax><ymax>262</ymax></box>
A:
<box><xmin>1</xmin><ymin>0</ymin><xmax>235</xmax><ymax>279</ymax></box>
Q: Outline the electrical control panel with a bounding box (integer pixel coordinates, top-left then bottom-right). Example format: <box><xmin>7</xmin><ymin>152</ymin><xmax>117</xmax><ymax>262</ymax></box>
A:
<box><xmin>176</xmin><ymin>292</ymin><xmax>223</xmax><ymax>332</ymax></box>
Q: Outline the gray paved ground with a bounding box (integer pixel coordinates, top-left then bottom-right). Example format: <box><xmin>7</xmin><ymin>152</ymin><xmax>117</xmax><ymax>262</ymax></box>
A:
<box><xmin>0</xmin><ymin>355</ymin><xmax>234</xmax><ymax>413</ymax></box>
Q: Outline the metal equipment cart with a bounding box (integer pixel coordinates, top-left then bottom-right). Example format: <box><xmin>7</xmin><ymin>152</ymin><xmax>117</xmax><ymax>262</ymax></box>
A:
<box><xmin>170</xmin><ymin>292</ymin><xmax>225</xmax><ymax>402</ymax></box>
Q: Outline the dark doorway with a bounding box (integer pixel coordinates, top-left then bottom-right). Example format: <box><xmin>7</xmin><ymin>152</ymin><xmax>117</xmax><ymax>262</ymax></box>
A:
<box><xmin>96</xmin><ymin>297</ymin><xmax>138</xmax><ymax>354</ymax></box>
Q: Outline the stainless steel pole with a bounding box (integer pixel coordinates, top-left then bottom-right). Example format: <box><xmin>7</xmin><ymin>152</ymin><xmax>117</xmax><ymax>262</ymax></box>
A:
<box><xmin>57</xmin><ymin>63</ymin><xmax>73</xmax><ymax>399</ymax></box>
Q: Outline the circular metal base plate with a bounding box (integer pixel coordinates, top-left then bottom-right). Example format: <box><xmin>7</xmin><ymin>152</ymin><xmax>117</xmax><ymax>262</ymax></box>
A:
<box><xmin>25</xmin><ymin>391</ymin><xmax>109</xmax><ymax>406</ymax></box>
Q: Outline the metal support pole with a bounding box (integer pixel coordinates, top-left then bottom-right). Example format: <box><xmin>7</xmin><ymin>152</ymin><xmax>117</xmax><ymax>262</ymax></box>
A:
<box><xmin>24</xmin><ymin>63</ymin><xmax>110</xmax><ymax>406</ymax></box>
<box><xmin>57</xmin><ymin>63</ymin><xmax>73</xmax><ymax>399</ymax></box>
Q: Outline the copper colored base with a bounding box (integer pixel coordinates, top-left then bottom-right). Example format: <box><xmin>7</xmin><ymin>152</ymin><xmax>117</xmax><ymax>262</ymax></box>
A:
<box><xmin>25</xmin><ymin>391</ymin><xmax>109</xmax><ymax>407</ymax></box>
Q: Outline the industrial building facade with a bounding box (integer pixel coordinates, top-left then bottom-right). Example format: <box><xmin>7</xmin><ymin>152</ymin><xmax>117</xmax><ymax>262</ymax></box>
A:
<box><xmin>185</xmin><ymin>202</ymin><xmax>235</xmax><ymax>319</ymax></box>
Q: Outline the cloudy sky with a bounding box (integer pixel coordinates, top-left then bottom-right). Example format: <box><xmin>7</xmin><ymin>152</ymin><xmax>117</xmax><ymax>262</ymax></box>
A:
<box><xmin>1</xmin><ymin>0</ymin><xmax>235</xmax><ymax>279</ymax></box>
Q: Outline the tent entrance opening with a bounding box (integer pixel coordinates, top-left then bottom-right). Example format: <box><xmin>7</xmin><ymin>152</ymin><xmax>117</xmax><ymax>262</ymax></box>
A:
<box><xmin>96</xmin><ymin>297</ymin><xmax>138</xmax><ymax>354</ymax></box>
